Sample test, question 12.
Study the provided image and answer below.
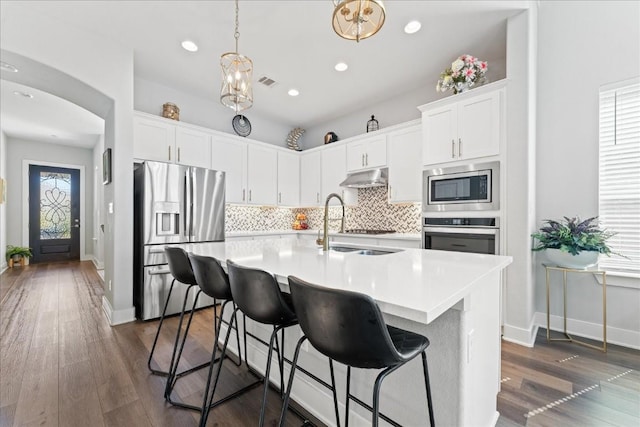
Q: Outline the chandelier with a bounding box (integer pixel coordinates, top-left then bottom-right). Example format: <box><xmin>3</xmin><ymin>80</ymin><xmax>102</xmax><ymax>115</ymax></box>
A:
<box><xmin>332</xmin><ymin>0</ymin><xmax>386</xmax><ymax>42</ymax></box>
<box><xmin>220</xmin><ymin>0</ymin><xmax>253</xmax><ymax>112</ymax></box>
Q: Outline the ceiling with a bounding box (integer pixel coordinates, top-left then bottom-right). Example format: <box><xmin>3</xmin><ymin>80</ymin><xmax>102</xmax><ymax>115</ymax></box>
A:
<box><xmin>0</xmin><ymin>1</ymin><xmax>527</xmax><ymax>147</ymax></box>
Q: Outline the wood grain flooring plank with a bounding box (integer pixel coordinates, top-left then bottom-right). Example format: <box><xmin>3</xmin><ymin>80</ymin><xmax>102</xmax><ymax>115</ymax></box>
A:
<box><xmin>59</xmin><ymin>360</ymin><xmax>105</xmax><ymax>427</ymax></box>
<box><xmin>102</xmin><ymin>399</ymin><xmax>152</xmax><ymax>427</ymax></box>
<box><xmin>12</xmin><ymin>343</ymin><xmax>59</xmax><ymax>427</ymax></box>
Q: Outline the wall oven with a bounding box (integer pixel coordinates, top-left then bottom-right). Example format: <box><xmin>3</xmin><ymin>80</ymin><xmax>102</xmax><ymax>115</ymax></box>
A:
<box><xmin>423</xmin><ymin>161</ymin><xmax>499</xmax><ymax>212</ymax></box>
<box><xmin>423</xmin><ymin>217</ymin><xmax>499</xmax><ymax>255</ymax></box>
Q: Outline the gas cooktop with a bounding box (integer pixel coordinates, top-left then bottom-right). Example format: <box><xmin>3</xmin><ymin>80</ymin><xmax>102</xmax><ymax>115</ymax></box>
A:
<box><xmin>343</xmin><ymin>229</ymin><xmax>396</xmax><ymax>235</ymax></box>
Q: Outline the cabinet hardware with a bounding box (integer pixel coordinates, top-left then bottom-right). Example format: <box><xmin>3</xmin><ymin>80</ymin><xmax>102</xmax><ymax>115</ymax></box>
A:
<box><xmin>458</xmin><ymin>138</ymin><xmax>462</xmax><ymax>157</ymax></box>
<box><xmin>279</xmin><ymin>192</ymin><xmax>281</xmax><ymax>203</ymax></box>
<box><xmin>451</xmin><ymin>140</ymin><xmax>455</xmax><ymax>158</ymax></box>
<box><xmin>365</xmin><ymin>153</ymin><xmax>369</xmax><ymax>166</ymax></box>
<box><xmin>316</xmin><ymin>192</ymin><xmax>319</xmax><ymax>203</ymax></box>
<box><xmin>362</xmin><ymin>153</ymin><xmax>365</xmax><ymax>167</ymax></box>
<box><xmin>168</xmin><ymin>146</ymin><xmax>171</xmax><ymax>161</ymax></box>
<box><xmin>389</xmin><ymin>185</ymin><xmax>392</xmax><ymax>200</ymax></box>
<box><xmin>242</xmin><ymin>189</ymin><xmax>246</xmax><ymax>201</ymax></box>
<box><xmin>249</xmin><ymin>190</ymin><xmax>252</xmax><ymax>202</ymax></box>
<box><xmin>178</xmin><ymin>147</ymin><xmax>181</xmax><ymax>162</ymax></box>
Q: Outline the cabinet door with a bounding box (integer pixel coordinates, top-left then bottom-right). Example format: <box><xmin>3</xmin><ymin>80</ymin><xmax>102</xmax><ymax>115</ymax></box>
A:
<box><xmin>346</xmin><ymin>142</ymin><xmax>366</xmax><ymax>171</ymax></box>
<box><xmin>457</xmin><ymin>91</ymin><xmax>500</xmax><ymax>160</ymax></box>
<box><xmin>422</xmin><ymin>105</ymin><xmax>456</xmax><ymax>165</ymax></box>
<box><xmin>247</xmin><ymin>144</ymin><xmax>277</xmax><ymax>205</ymax></box>
<box><xmin>211</xmin><ymin>137</ymin><xmax>247</xmax><ymax>204</ymax></box>
<box><xmin>175</xmin><ymin>127</ymin><xmax>211</xmax><ymax>168</ymax></box>
<box><xmin>321</xmin><ymin>145</ymin><xmax>356</xmax><ymax>205</ymax></box>
<box><xmin>299</xmin><ymin>151</ymin><xmax>322</xmax><ymax>206</ymax></box>
<box><xmin>388</xmin><ymin>125</ymin><xmax>422</xmax><ymax>202</ymax></box>
<box><xmin>277</xmin><ymin>151</ymin><xmax>300</xmax><ymax>206</ymax></box>
<box><xmin>133</xmin><ymin>115</ymin><xmax>175</xmax><ymax>162</ymax></box>
<box><xmin>364</xmin><ymin>136</ymin><xmax>387</xmax><ymax>169</ymax></box>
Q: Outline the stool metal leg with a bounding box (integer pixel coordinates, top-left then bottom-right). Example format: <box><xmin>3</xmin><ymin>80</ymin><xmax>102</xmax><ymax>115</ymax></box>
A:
<box><xmin>422</xmin><ymin>351</ymin><xmax>435</xmax><ymax>427</ymax></box>
<box><xmin>329</xmin><ymin>359</ymin><xmax>341</xmax><ymax>427</ymax></box>
<box><xmin>147</xmin><ymin>278</ymin><xmax>177</xmax><ymax>376</ymax></box>
<box><xmin>345</xmin><ymin>366</ymin><xmax>351</xmax><ymax>427</ymax></box>
<box><xmin>259</xmin><ymin>324</ymin><xmax>288</xmax><ymax>427</ymax></box>
<box><xmin>278</xmin><ymin>335</ymin><xmax>307</xmax><ymax>427</ymax></box>
<box><xmin>372</xmin><ymin>364</ymin><xmax>402</xmax><ymax>427</ymax></box>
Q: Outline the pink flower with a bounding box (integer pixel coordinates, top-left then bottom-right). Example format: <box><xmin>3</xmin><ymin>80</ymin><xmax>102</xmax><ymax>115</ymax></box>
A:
<box><xmin>464</xmin><ymin>68</ymin><xmax>476</xmax><ymax>78</ymax></box>
<box><xmin>465</xmin><ymin>55</ymin><xmax>476</xmax><ymax>64</ymax></box>
<box><xmin>479</xmin><ymin>61</ymin><xmax>488</xmax><ymax>72</ymax></box>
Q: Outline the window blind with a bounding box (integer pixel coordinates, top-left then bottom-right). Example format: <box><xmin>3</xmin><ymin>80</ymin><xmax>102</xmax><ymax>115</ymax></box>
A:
<box><xmin>598</xmin><ymin>81</ymin><xmax>640</xmax><ymax>274</ymax></box>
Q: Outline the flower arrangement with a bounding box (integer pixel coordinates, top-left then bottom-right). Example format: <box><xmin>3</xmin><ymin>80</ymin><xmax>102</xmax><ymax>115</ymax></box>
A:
<box><xmin>436</xmin><ymin>54</ymin><xmax>488</xmax><ymax>94</ymax></box>
<box><xmin>531</xmin><ymin>216</ymin><xmax>616</xmax><ymax>256</ymax></box>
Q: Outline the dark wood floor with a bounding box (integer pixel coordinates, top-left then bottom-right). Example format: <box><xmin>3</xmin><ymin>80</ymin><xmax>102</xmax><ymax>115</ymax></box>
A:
<box><xmin>1</xmin><ymin>261</ymin><xmax>638</xmax><ymax>427</ymax></box>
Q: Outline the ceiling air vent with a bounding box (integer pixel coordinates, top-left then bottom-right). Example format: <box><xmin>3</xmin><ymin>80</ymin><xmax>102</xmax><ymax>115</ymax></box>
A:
<box><xmin>258</xmin><ymin>76</ymin><xmax>277</xmax><ymax>88</ymax></box>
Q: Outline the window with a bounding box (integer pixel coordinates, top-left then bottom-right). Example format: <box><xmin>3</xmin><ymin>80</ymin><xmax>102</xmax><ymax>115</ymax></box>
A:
<box><xmin>598</xmin><ymin>79</ymin><xmax>640</xmax><ymax>275</ymax></box>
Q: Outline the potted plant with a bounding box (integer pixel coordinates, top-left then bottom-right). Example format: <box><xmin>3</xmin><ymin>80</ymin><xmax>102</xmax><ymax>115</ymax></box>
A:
<box><xmin>6</xmin><ymin>245</ymin><xmax>33</xmax><ymax>266</ymax></box>
<box><xmin>531</xmin><ymin>216</ymin><xmax>616</xmax><ymax>269</ymax></box>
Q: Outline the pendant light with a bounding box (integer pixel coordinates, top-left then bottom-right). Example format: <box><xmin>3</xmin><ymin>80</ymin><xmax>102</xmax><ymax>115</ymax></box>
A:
<box><xmin>332</xmin><ymin>0</ymin><xmax>386</xmax><ymax>43</ymax></box>
<box><xmin>220</xmin><ymin>0</ymin><xmax>253</xmax><ymax>112</ymax></box>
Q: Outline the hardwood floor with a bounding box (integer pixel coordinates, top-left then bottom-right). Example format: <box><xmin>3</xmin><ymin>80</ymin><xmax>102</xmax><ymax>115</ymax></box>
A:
<box><xmin>1</xmin><ymin>261</ymin><xmax>638</xmax><ymax>427</ymax></box>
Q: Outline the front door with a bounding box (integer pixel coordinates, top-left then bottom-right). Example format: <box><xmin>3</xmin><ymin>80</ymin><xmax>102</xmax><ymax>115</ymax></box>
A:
<box><xmin>29</xmin><ymin>165</ymin><xmax>80</xmax><ymax>263</ymax></box>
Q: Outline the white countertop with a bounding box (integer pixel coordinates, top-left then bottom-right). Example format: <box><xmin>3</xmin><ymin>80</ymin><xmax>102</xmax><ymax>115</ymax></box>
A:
<box><xmin>190</xmin><ymin>237</ymin><xmax>512</xmax><ymax>325</ymax></box>
<box><xmin>227</xmin><ymin>229</ymin><xmax>422</xmax><ymax>241</ymax></box>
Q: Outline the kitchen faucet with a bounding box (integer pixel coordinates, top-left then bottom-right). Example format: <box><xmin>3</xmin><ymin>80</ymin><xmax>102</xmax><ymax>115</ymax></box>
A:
<box><xmin>320</xmin><ymin>192</ymin><xmax>345</xmax><ymax>251</ymax></box>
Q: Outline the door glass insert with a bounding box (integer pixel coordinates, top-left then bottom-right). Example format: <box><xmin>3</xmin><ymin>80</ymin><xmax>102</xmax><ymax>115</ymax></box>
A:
<box><xmin>39</xmin><ymin>172</ymin><xmax>72</xmax><ymax>239</ymax></box>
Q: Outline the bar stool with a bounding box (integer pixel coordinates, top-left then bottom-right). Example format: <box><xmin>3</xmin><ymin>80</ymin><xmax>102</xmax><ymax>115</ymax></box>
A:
<box><xmin>281</xmin><ymin>276</ymin><xmax>435</xmax><ymax>427</ymax></box>
<box><xmin>203</xmin><ymin>260</ymin><xmax>298</xmax><ymax>427</ymax></box>
<box><xmin>165</xmin><ymin>253</ymin><xmax>249</xmax><ymax>411</ymax></box>
<box><xmin>147</xmin><ymin>247</ymin><xmax>209</xmax><ymax>397</ymax></box>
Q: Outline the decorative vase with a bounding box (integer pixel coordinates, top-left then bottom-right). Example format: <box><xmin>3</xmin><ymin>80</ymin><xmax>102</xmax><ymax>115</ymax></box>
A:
<box><xmin>453</xmin><ymin>82</ymin><xmax>470</xmax><ymax>94</ymax></box>
<box><xmin>544</xmin><ymin>248</ymin><xmax>599</xmax><ymax>269</ymax></box>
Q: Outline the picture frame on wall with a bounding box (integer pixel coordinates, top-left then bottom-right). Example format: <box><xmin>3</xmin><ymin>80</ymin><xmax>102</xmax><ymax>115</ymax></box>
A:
<box><xmin>103</xmin><ymin>148</ymin><xmax>112</xmax><ymax>185</ymax></box>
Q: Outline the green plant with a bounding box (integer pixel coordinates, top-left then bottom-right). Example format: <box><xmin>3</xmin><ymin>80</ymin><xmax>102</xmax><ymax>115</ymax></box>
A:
<box><xmin>6</xmin><ymin>245</ymin><xmax>33</xmax><ymax>261</ymax></box>
<box><xmin>531</xmin><ymin>216</ymin><xmax>616</xmax><ymax>256</ymax></box>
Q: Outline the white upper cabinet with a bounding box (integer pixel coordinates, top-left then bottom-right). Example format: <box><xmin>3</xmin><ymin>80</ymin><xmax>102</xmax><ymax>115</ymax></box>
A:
<box><xmin>175</xmin><ymin>127</ymin><xmax>211</xmax><ymax>168</ymax></box>
<box><xmin>211</xmin><ymin>135</ymin><xmax>247</xmax><ymax>204</ymax></box>
<box><xmin>277</xmin><ymin>151</ymin><xmax>300</xmax><ymax>206</ymax></box>
<box><xmin>321</xmin><ymin>144</ymin><xmax>357</xmax><ymax>205</ymax></box>
<box><xmin>133</xmin><ymin>115</ymin><xmax>176</xmax><ymax>163</ymax></box>
<box><xmin>346</xmin><ymin>135</ymin><xmax>387</xmax><ymax>171</ymax></box>
<box><xmin>133</xmin><ymin>113</ymin><xmax>210</xmax><ymax>168</ymax></box>
<box><xmin>420</xmin><ymin>83</ymin><xmax>503</xmax><ymax>166</ymax></box>
<box><xmin>300</xmin><ymin>151</ymin><xmax>322</xmax><ymax>207</ymax></box>
<box><xmin>246</xmin><ymin>144</ymin><xmax>278</xmax><ymax>205</ymax></box>
<box><xmin>387</xmin><ymin>124</ymin><xmax>422</xmax><ymax>203</ymax></box>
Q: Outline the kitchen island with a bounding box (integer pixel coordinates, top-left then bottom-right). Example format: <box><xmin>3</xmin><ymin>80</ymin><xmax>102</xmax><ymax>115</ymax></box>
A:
<box><xmin>190</xmin><ymin>237</ymin><xmax>512</xmax><ymax>427</ymax></box>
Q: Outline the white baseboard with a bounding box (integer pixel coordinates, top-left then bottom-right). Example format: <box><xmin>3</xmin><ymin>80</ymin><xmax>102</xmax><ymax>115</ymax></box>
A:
<box><xmin>534</xmin><ymin>312</ymin><xmax>640</xmax><ymax>350</ymax></box>
<box><xmin>91</xmin><ymin>257</ymin><xmax>104</xmax><ymax>270</ymax></box>
<box><xmin>101</xmin><ymin>296</ymin><xmax>135</xmax><ymax>326</ymax></box>
<box><xmin>502</xmin><ymin>319</ymin><xmax>538</xmax><ymax>347</ymax></box>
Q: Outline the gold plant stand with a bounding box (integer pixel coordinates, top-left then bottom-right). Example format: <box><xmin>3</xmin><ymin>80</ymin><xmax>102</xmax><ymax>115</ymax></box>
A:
<box><xmin>545</xmin><ymin>264</ymin><xmax>607</xmax><ymax>352</ymax></box>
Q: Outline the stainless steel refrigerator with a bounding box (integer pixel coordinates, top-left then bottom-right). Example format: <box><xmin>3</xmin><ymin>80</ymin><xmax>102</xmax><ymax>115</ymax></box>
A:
<box><xmin>133</xmin><ymin>161</ymin><xmax>225</xmax><ymax>320</ymax></box>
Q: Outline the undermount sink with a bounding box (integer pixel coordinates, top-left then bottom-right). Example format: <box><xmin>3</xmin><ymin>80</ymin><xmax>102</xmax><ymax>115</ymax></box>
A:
<box><xmin>328</xmin><ymin>245</ymin><xmax>401</xmax><ymax>256</ymax></box>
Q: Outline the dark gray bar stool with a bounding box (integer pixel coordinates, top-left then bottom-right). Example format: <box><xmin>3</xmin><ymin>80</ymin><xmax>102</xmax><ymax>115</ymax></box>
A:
<box><xmin>281</xmin><ymin>276</ymin><xmax>435</xmax><ymax>427</ymax></box>
<box><xmin>147</xmin><ymin>247</ymin><xmax>209</xmax><ymax>397</ymax></box>
<box><xmin>165</xmin><ymin>253</ymin><xmax>250</xmax><ymax>412</ymax></box>
<box><xmin>202</xmin><ymin>260</ymin><xmax>298</xmax><ymax>427</ymax></box>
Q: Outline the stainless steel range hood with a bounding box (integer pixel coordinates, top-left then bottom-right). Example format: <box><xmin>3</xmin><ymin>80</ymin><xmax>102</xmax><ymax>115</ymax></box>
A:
<box><xmin>339</xmin><ymin>168</ymin><xmax>388</xmax><ymax>188</ymax></box>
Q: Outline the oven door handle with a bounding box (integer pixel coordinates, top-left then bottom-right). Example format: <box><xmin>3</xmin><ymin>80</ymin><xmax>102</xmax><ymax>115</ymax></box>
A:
<box><xmin>423</xmin><ymin>226</ymin><xmax>499</xmax><ymax>235</ymax></box>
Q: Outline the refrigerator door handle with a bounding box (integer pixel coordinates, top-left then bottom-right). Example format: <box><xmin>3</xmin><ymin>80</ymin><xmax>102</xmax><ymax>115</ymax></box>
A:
<box><xmin>184</xmin><ymin>171</ymin><xmax>191</xmax><ymax>239</ymax></box>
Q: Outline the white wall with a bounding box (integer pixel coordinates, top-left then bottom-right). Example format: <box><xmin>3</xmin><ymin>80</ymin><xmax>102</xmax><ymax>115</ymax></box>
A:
<box><xmin>0</xmin><ymin>130</ymin><xmax>7</xmax><ymax>270</ymax></box>
<box><xmin>1</xmin><ymin>3</ymin><xmax>135</xmax><ymax>324</ymax></box>
<box><xmin>536</xmin><ymin>1</ymin><xmax>640</xmax><ymax>347</ymax></box>
<box><xmin>304</xmin><ymin>66</ymin><xmax>507</xmax><ymax>150</ymax></box>
<box><xmin>134</xmin><ymin>77</ymin><xmax>292</xmax><ymax>147</ymax></box>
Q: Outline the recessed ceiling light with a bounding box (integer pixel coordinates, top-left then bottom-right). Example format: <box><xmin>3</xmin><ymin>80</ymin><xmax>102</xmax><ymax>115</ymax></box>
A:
<box><xmin>404</xmin><ymin>20</ymin><xmax>422</xmax><ymax>34</ymax></box>
<box><xmin>288</xmin><ymin>89</ymin><xmax>299</xmax><ymax>97</ymax></box>
<box><xmin>1</xmin><ymin>61</ymin><xmax>19</xmax><ymax>72</ymax></box>
<box><xmin>13</xmin><ymin>91</ymin><xmax>33</xmax><ymax>98</ymax></box>
<box><xmin>181</xmin><ymin>40</ymin><xmax>198</xmax><ymax>52</ymax></box>
<box><xmin>335</xmin><ymin>62</ymin><xmax>348</xmax><ymax>72</ymax></box>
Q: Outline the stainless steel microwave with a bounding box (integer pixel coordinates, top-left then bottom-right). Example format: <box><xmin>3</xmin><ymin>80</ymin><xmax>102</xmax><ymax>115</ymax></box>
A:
<box><xmin>423</xmin><ymin>161</ymin><xmax>499</xmax><ymax>212</ymax></box>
